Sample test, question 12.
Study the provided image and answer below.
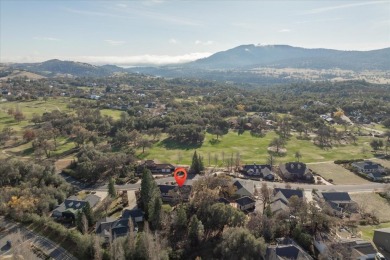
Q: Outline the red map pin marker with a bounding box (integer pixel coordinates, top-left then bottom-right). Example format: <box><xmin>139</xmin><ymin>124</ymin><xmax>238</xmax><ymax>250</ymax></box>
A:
<box><xmin>174</xmin><ymin>167</ymin><xmax>187</xmax><ymax>187</ymax></box>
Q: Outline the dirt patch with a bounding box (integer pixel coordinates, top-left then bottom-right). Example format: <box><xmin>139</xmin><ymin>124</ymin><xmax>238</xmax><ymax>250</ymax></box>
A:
<box><xmin>54</xmin><ymin>158</ymin><xmax>74</xmax><ymax>173</ymax></box>
<box><xmin>309</xmin><ymin>162</ymin><xmax>370</xmax><ymax>185</ymax></box>
<box><xmin>350</xmin><ymin>192</ymin><xmax>390</xmax><ymax>222</ymax></box>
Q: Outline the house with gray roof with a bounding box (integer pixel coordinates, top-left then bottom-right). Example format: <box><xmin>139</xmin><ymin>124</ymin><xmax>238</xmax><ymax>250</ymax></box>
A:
<box><xmin>242</xmin><ymin>164</ymin><xmax>275</xmax><ymax>180</ymax></box>
<box><xmin>279</xmin><ymin>162</ymin><xmax>314</xmax><ymax>182</ymax></box>
<box><xmin>158</xmin><ymin>184</ymin><xmax>192</xmax><ymax>203</ymax></box>
<box><xmin>232</xmin><ymin>196</ymin><xmax>256</xmax><ymax>211</ymax></box>
<box><xmin>351</xmin><ymin>160</ymin><xmax>385</xmax><ymax>175</ymax></box>
<box><xmin>269</xmin><ymin>188</ymin><xmax>304</xmax><ymax>214</ymax></box>
<box><xmin>316</xmin><ymin>191</ymin><xmax>357</xmax><ymax>215</ymax></box>
<box><xmin>233</xmin><ymin>180</ymin><xmax>254</xmax><ymax>197</ymax></box>
<box><xmin>137</xmin><ymin>160</ymin><xmax>175</xmax><ymax>175</ymax></box>
<box><xmin>373</xmin><ymin>227</ymin><xmax>390</xmax><ymax>253</ymax></box>
<box><xmin>122</xmin><ymin>208</ymin><xmax>144</xmax><ymax>223</ymax></box>
<box><xmin>96</xmin><ymin>209</ymin><xmax>142</xmax><ymax>242</ymax></box>
<box><xmin>368</xmin><ymin>171</ymin><xmax>384</xmax><ymax>181</ymax></box>
<box><xmin>266</xmin><ymin>238</ymin><xmax>313</xmax><ymax>260</ymax></box>
<box><xmin>52</xmin><ymin>194</ymin><xmax>101</xmax><ymax>219</ymax></box>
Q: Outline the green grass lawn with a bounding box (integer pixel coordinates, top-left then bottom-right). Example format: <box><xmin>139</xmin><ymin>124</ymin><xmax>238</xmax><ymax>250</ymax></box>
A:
<box><xmin>138</xmin><ymin>130</ymin><xmax>375</xmax><ymax>165</ymax></box>
<box><xmin>100</xmin><ymin>109</ymin><xmax>123</xmax><ymax>120</ymax></box>
<box><xmin>0</xmin><ymin>97</ymin><xmax>73</xmax><ymax>134</ymax></box>
<box><xmin>0</xmin><ymin>98</ymin><xmax>71</xmax><ymax>120</ymax></box>
<box><xmin>6</xmin><ymin>137</ymin><xmax>76</xmax><ymax>157</ymax></box>
<box><xmin>358</xmin><ymin>222</ymin><xmax>390</xmax><ymax>241</ymax></box>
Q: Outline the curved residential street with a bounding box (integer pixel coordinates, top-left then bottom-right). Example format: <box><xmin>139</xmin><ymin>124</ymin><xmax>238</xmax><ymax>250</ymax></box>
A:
<box><xmin>0</xmin><ymin>217</ymin><xmax>77</xmax><ymax>260</ymax></box>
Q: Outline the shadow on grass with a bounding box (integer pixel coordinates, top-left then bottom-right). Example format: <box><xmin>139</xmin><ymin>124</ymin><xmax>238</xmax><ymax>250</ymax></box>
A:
<box><xmin>209</xmin><ymin>138</ymin><xmax>221</xmax><ymax>145</ymax></box>
<box><xmin>157</xmin><ymin>138</ymin><xmax>201</xmax><ymax>150</ymax></box>
<box><xmin>137</xmin><ymin>152</ymin><xmax>150</xmax><ymax>159</ymax></box>
<box><xmin>21</xmin><ymin>147</ymin><xmax>34</xmax><ymax>156</ymax></box>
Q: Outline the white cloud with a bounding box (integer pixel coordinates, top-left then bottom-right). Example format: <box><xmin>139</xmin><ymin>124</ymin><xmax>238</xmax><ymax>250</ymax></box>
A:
<box><xmin>105</xmin><ymin>40</ymin><xmax>126</xmax><ymax>46</ymax></box>
<box><xmin>142</xmin><ymin>0</ymin><xmax>165</xmax><ymax>6</ymax></box>
<box><xmin>169</xmin><ymin>38</ymin><xmax>178</xmax><ymax>44</ymax></box>
<box><xmin>278</xmin><ymin>29</ymin><xmax>291</xmax><ymax>33</ymax></box>
<box><xmin>1</xmin><ymin>53</ymin><xmax>212</xmax><ymax>66</ymax></box>
<box><xmin>33</xmin><ymin>37</ymin><xmax>60</xmax><ymax>41</ymax></box>
<box><xmin>116</xmin><ymin>3</ymin><xmax>127</xmax><ymax>8</ymax></box>
<box><xmin>302</xmin><ymin>1</ymin><xmax>388</xmax><ymax>15</ymax></box>
<box><xmin>195</xmin><ymin>40</ymin><xmax>214</xmax><ymax>46</ymax></box>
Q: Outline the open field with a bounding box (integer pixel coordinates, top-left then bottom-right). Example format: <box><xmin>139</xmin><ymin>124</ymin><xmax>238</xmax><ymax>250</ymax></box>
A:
<box><xmin>309</xmin><ymin>162</ymin><xmax>371</xmax><ymax>185</ymax></box>
<box><xmin>0</xmin><ymin>98</ymin><xmax>72</xmax><ymax>135</ymax></box>
<box><xmin>0</xmin><ymin>98</ymin><xmax>380</xmax><ymax>165</ymax></box>
<box><xmin>4</xmin><ymin>137</ymin><xmax>76</xmax><ymax>158</ymax></box>
<box><xmin>350</xmin><ymin>193</ymin><xmax>390</xmax><ymax>223</ymax></box>
<box><xmin>364</xmin><ymin>123</ymin><xmax>388</xmax><ymax>132</ymax></box>
<box><xmin>139</xmin><ymin>130</ymin><xmax>376</xmax><ymax>165</ymax></box>
<box><xmin>358</xmin><ymin>222</ymin><xmax>390</xmax><ymax>241</ymax></box>
<box><xmin>0</xmin><ymin>70</ymin><xmax>46</xmax><ymax>80</ymax></box>
<box><xmin>100</xmin><ymin>109</ymin><xmax>123</xmax><ymax>120</ymax></box>
<box><xmin>0</xmin><ymin>98</ymin><xmax>71</xmax><ymax>120</ymax></box>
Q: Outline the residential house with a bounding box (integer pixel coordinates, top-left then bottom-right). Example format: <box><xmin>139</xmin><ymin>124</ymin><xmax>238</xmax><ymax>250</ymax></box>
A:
<box><xmin>242</xmin><ymin>164</ymin><xmax>275</xmax><ymax>181</ymax></box>
<box><xmin>158</xmin><ymin>184</ymin><xmax>192</xmax><ymax>203</ymax></box>
<box><xmin>351</xmin><ymin>161</ymin><xmax>385</xmax><ymax>175</ymax></box>
<box><xmin>373</xmin><ymin>228</ymin><xmax>390</xmax><ymax>253</ymax></box>
<box><xmin>90</xmin><ymin>94</ymin><xmax>101</xmax><ymax>100</ymax></box>
<box><xmin>368</xmin><ymin>172</ymin><xmax>384</xmax><ymax>181</ymax></box>
<box><xmin>217</xmin><ymin>197</ymin><xmax>230</xmax><ymax>205</ymax></box>
<box><xmin>266</xmin><ymin>237</ymin><xmax>313</xmax><ymax>260</ymax></box>
<box><xmin>279</xmin><ymin>162</ymin><xmax>314</xmax><ymax>182</ymax></box>
<box><xmin>233</xmin><ymin>180</ymin><xmax>254</xmax><ymax>197</ymax></box>
<box><xmin>52</xmin><ymin>194</ymin><xmax>101</xmax><ymax>219</ymax></box>
<box><xmin>315</xmin><ymin>191</ymin><xmax>357</xmax><ymax>215</ymax></box>
<box><xmin>96</xmin><ymin>217</ymin><xmax>138</xmax><ymax>242</ymax></box>
<box><xmin>231</xmin><ymin>196</ymin><xmax>256</xmax><ymax>212</ymax></box>
<box><xmin>122</xmin><ymin>208</ymin><xmax>144</xmax><ymax>223</ymax></box>
<box><xmin>270</xmin><ymin>188</ymin><xmax>304</xmax><ymax>214</ymax></box>
<box><xmin>340</xmin><ymin>240</ymin><xmax>379</xmax><ymax>260</ymax></box>
<box><xmin>137</xmin><ymin>160</ymin><xmax>175</xmax><ymax>175</ymax></box>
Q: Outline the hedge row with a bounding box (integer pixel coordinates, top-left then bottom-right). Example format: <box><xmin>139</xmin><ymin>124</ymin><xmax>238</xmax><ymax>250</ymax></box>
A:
<box><xmin>334</xmin><ymin>159</ymin><xmax>363</xmax><ymax>164</ymax></box>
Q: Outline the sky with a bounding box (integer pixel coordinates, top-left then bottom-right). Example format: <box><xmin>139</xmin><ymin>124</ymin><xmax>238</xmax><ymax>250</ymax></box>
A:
<box><xmin>1</xmin><ymin>0</ymin><xmax>389</xmax><ymax>66</ymax></box>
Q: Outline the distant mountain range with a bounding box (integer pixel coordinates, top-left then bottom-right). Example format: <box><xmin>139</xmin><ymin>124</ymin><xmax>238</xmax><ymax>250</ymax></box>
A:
<box><xmin>187</xmin><ymin>44</ymin><xmax>390</xmax><ymax>70</ymax></box>
<box><xmin>2</xmin><ymin>45</ymin><xmax>390</xmax><ymax>83</ymax></box>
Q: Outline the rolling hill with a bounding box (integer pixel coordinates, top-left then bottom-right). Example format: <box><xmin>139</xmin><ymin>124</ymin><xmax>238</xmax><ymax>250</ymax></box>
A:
<box><xmin>2</xmin><ymin>45</ymin><xmax>389</xmax><ymax>84</ymax></box>
<box><xmin>187</xmin><ymin>44</ymin><xmax>390</xmax><ymax>70</ymax></box>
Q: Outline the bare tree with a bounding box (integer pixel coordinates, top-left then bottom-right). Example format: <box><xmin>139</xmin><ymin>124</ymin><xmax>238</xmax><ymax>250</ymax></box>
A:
<box><xmin>294</xmin><ymin>151</ymin><xmax>302</xmax><ymax>162</ymax></box>
<box><xmin>10</xmin><ymin>230</ymin><xmax>34</xmax><ymax>259</ymax></box>
<box><xmin>111</xmin><ymin>237</ymin><xmax>126</xmax><ymax>260</ymax></box>
<box><xmin>259</xmin><ymin>183</ymin><xmax>272</xmax><ymax>212</ymax></box>
<box><xmin>81</xmin><ymin>213</ymin><xmax>89</xmax><ymax>234</ymax></box>
<box><xmin>93</xmin><ymin>235</ymin><xmax>102</xmax><ymax>260</ymax></box>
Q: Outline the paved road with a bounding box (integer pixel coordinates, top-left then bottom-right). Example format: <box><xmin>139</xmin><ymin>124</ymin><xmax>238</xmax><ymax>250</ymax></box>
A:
<box><xmin>88</xmin><ymin>174</ymin><xmax>388</xmax><ymax>193</ymax></box>
<box><xmin>0</xmin><ymin>217</ymin><xmax>77</xmax><ymax>260</ymax></box>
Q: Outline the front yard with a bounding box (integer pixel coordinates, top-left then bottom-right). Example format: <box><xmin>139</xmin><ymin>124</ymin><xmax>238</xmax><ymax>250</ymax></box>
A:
<box><xmin>309</xmin><ymin>162</ymin><xmax>371</xmax><ymax>185</ymax></box>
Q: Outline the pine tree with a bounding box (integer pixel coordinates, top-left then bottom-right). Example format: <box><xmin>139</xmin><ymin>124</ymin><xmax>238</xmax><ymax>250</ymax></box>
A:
<box><xmin>176</xmin><ymin>205</ymin><xmax>187</xmax><ymax>230</ymax></box>
<box><xmin>140</xmin><ymin>169</ymin><xmax>158</xmax><ymax>218</ymax></box>
<box><xmin>148</xmin><ymin>195</ymin><xmax>162</xmax><ymax>230</ymax></box>
<box><xmin>191</xmin><ymin>151</ymin><xmax>199</xmax><ymax>173</ymax></box>
<box><xmin>108</xmin><ymin>177</ymin><xmax>116</xmax><ymax>198</ymax></box>
<box><xmin>191</xmin><ymin>151</ymin><xmax>204</xmax><ymax>174</ymax></box>
<box><xmin>198</xmin><ymin>154</ymin><xmax>204</xmax><ymax>172</ymax></box>
<box><xmin>82</xmin><ymin>202</ymin><xmax>94</xmax><ymax>226</ymax></box>
<box><xmin>188</xmin><ymin>215</ymin><xmax>203</xmax><ymax>246</ymax></box>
